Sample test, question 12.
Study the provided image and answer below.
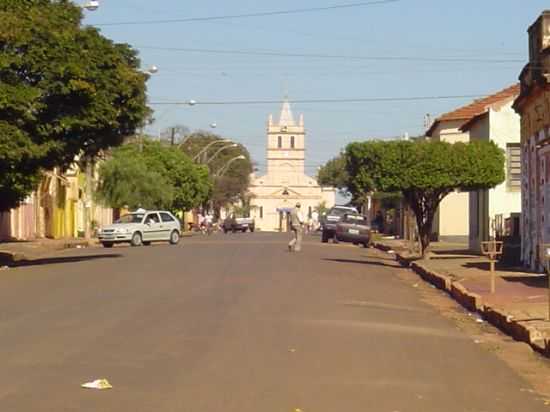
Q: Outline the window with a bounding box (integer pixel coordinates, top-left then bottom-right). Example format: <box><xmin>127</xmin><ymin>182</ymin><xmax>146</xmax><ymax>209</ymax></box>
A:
<box><xmin>290</xmin><ymin>136</ymin><xmax>295</xmax><ymax>148</ymax></box>
<box><xmin>260</xmin><ymin>206</ymin><xmax>263</xmax><ymax>219</ymax></box>
<box><xmin>160</xmin><ymin>212</ymin><xmax>175</xmax><ymax>223</ymax></box>
<box><xmin>308</xmin><ymin>206</ymin><xmax>312</xmax><ymax>219</ymax></box>
<box><xmin>146</xmin><ymin>213</ymin><xmax>160</xmax><ymax>224</ymax></box>
<box><xmin>506</xmin><ymin>143</ymin><xmax>521</xmax><ymax>190</ymax></box>
<box><xmin>277</xmin><ymin>136</ymin><xmax>282</xmax><ymax>148</ymax></box>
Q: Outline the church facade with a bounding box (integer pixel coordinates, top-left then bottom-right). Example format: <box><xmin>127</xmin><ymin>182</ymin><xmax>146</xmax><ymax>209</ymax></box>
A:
<box><xmin>248</xmin><ymin>100</ymin><xmax>336</xmax><ymax>232</ymax></box>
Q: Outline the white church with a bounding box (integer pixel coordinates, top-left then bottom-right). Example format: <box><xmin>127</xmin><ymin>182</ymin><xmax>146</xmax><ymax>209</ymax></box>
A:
<box><xmin>248</xmin><ymin>100</ymin><xmax>336</xmax><ymax>232</ymax></box>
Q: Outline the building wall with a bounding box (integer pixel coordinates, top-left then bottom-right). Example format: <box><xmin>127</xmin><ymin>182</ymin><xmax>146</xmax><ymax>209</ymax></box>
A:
<box><xmin>468</xmin><ymin>102</ymin><xmax>521</xmax><ymax>252</ymax></box>
<box><xmin>430</xmin><ymin>120</ymin><xmax>470</xmax><ymax>241</ymax></box>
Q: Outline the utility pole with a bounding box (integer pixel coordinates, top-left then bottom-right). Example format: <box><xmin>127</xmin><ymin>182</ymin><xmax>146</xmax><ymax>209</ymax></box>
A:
<box><xmin>170</xmin><ymin>127</ymin><xmax>176</xmax><ymax>146</ymax></box>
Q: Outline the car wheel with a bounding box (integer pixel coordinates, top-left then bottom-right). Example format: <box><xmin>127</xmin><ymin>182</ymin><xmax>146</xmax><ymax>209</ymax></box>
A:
<box><xmin>169</xmin><ymin>230</ymin><xmax>180</xmax><ymax>245</ymax></box>
<box><xmin>242</xmin><ymin>228</ymin><xmax>247</xmax><ymax>233</ymax></box>
<box><xmin>362</xmin><ymin>242</ymin><xmax>369</xmax><ymax>248</ymax></box>
<box><xmin>321</xmin><ymin>231</ymin><xmax>329</xmax><ymax>243</ymax></box>
<box><xmin>102</xmin><ymin>242</ymin><xmax>114</xmax><ymax>248</ymax></box>
<box><xmin>250</xmin><ymin>227</ymin><xmax>255</xmax><ymax>232</ymax></box>
<box><xmin>143</xmin><ymin>241</ymin><xmax>151</xmax><ymax>246</ymax></box>
<box><xmin>131</xmin><ymin>232</ymin><xmax>142</xmax><ymax>247</ymax></box>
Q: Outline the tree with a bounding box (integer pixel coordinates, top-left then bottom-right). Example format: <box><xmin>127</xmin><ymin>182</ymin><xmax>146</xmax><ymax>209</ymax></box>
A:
<box><xmin>0</xmin><ymin>0</ymin><xmax>149</xmax><ymax>211</ymax></box>
<box><xmin>317</xmin><ymin>154</ymin><xmax>349</xmax><ymax>190</ymax></box>
<box><xmin>180</xmin><ymin>131</ymin><xmax>253</xmax><ymax>211</ymax></box>
<box><xmin>96</xmin><ymin>141</ymin><xmax>211</xmax><ymax>212</ymax></box>
<box><xmin>346</xmin><ymin>140</ymin><xmax>505</xmax><ymax>257</ymax></box>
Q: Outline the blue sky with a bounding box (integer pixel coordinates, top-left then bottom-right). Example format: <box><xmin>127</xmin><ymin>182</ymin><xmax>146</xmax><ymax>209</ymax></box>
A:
<box><xmin>85</xmin><ymin>0</ymin><xmax>548</xmax><ymax>175</ymax></box>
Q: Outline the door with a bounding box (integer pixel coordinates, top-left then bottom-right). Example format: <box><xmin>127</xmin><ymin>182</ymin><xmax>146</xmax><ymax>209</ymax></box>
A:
<box><xmin>143</xmin><ymin>213</ymin><xmax>162</xmax><ymax>241</ymax></box>
<box><xmin>160</xmin><ymin>212</ymin><xmax>177</xmax><ymax>240</ymax></box>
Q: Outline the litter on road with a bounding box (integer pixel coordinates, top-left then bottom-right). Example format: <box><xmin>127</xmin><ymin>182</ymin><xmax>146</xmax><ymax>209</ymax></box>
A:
<box><xmin>81</xmin><ymin>379</ymin><xmax>113</xmax><ymax>390</ymax></box>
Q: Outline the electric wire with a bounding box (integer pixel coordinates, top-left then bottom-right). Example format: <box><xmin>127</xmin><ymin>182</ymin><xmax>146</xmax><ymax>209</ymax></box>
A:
<box><xmin>94</xmin><ymin>0</ymin><xmax>400</xmax><ymax>26</ymax></box>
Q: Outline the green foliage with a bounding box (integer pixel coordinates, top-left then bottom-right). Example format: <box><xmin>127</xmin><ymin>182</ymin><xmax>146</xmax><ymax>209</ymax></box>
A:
<box><xmin>346</xmin><ymin>139</ymin><xmax>505</xmax><ymax>256</ymax></box>
<box><xmin>96</xmin><ymin>141</ymin><xmax>211</xmax><ymax>211</ymax></box>
<box><xmin>0</xmin><ymin>122</ymin><xmax>42</xmax><ymax>211</ymax></box>
<box><xmin>317</xmin><ymin>154</ymin><xmax>349</xmax><ymax>189</ymax></box>
<box><xmin>180</xmin><ymin>131</ymin><xmax>253</xmax><ymax>209</ymax></box>
<box><xmin>0</xmin><ymin>0</ymin><xmax>149</xmax><ymax>211</ymax></box>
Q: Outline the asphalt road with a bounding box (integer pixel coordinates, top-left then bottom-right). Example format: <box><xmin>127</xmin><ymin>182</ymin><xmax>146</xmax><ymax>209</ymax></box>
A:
<box><xmin>0</xmin><ymin>232</ymin><xmax>547</xmax><ymax>412</ymax></box>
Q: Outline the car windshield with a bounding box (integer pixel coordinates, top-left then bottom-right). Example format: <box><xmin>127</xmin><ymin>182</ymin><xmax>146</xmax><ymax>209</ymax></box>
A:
<box><xmin>330</xmin><ymin>208</ymin><xmax>353</xmax><ymax>216</ymax></box>
<box><xmin>116</xmin><ymin>214</ymin><xmax>144</xmax><ymax>224</ymax></box>
<box><xmin>344</xmin><ymin>215</ymin><xmax>367</xmax><ymax>224</ymax></box>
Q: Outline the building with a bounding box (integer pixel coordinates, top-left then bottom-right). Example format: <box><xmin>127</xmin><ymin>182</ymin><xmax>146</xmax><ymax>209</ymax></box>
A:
<box><xmin>460</xmin><ymin>85</ymin><xmax>521</xmax><ymax>252</ymax></box>
<box><xmin>248</xmin><ymin>100</ymin><xmax>336</xmax><ymax>231</ymax></box>
<box><xmin>513</xmin><ymin>11</ymin><xmax>550</xmax><ymax>270</ymax></box>
<box><xmin>426</xmin><ymin>84</ymin><xmax>523</xmax><ymax>243</ymax></box>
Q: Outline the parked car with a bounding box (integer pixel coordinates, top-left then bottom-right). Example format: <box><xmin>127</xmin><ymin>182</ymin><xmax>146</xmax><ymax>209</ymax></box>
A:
<box><xmin>320</xmin><ymin>206</ymin><xmax>358</xmax><ymax>243</ymax></box>
<box><xmin>335</xmin><ymin>214</ymin><xmax>371</xmax><ymax>247</ymax></box>
<box><xmin>97</xmin><ymin>210</ymin><xmax>181</xmax><ymax>247</ymax></box>
<box><xmin>222</xmin><ymin>216</ymin><xmax>255</xmax><ymax>233</ymax></box>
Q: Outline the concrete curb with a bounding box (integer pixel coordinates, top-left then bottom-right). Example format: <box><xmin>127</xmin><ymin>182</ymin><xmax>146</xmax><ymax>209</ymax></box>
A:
<box><xmin>0</xmin><ymin>239</ymin><xmax>92</xmax><ymax>266</ymax></box>
<box><xmin>373</xmin><ymin>241</ymin><xmax>550</xmax><ymax>358</ymax></box>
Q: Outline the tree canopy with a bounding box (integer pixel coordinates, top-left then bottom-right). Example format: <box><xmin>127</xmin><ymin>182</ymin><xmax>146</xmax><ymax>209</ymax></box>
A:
<box><xmin>317</xmin><ymin>154</ymin><xmax>349</xmax><ymax>190</ymax></box>
<box><xmin>180</xmin><ymin>131</ymin><xmax>253</xmax><ymax>211</ymax></box>
<box><xmin>346</xmin><ymin>139</ymin><xmax>505</xmax><ymax>256</ymax></box>
<box><xmin>0</xmin><ymin>0</ymin><xmax>149</xmax><ymax>211</ymax></box>
<box><xmin>96</xmin><ymin>141</ymin><xmax>211</xmax><ymax>212</ymax></box>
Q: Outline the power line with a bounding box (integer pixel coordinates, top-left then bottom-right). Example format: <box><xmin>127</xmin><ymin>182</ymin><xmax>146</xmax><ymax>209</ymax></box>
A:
<box><xmin>94</xmin><ymin>0</ymin><xmax>399</xmax><ymax>26</ymax></box>
<box><xmin>149</xmin><ymin>94</ymin><xmax>488</xmax><ymax>106</ymax></box>
<box><xmin>138</xmin><ymin>45</ymin><xmax>524</xmax><ymax>64</ymax></box>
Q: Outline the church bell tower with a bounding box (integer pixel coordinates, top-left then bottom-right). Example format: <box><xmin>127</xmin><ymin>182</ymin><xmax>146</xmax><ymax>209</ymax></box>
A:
<box><xmin>266</xmin><ymin>99</ymin><xmax>305</xmax><ymax>178</ymax></box>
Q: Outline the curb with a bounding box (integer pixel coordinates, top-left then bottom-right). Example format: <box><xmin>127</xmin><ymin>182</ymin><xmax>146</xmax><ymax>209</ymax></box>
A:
<box><xmin>373</xmin><ymin>241</ymin><xmax>550</xmax><ymax>358</ymax></box>
<box><xmin>0</xmin><ymin>239</ymin><xmax>92</xmax><ymax>266</ymax></box>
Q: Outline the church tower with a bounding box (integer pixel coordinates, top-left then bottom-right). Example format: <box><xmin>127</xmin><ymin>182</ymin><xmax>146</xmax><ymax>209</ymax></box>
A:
<box><xmin>266</xmin><ymin>99</ymin><xmax>305</xmax><ymax>179</ymax></box>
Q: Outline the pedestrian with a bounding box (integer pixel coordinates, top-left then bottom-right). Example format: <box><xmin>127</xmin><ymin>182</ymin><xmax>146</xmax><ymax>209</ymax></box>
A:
<box><xmin>288</xmin><ymin>202</ymin><xmax>304</xmax><ymax>252</ymax></box>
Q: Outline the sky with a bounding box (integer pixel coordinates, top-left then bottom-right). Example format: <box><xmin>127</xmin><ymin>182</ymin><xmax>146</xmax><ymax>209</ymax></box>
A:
<box><xmin>84</xmin><ymin>0</ymin><xmax>549</xmax><ymax>176</ymax></box>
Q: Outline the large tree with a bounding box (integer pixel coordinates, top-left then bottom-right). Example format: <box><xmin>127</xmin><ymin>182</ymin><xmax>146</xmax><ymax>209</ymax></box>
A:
<box><xmin>317</xmin><ymin>154</ymin><xmax>349</xmax><ymax>190</ymax></box>
<box><xmin>96</xmin><ymin>141</ymin><xmax>211</xmax><ymax>212</ymax></box>
<box><xmin>180</xmin><ymin>131</ymin><xmax>253</xmax><ymax>211</ymax></box>
<box><xmin>0</xmin><ymin>0</ymin><xmax>149</xmax><ymax>211</ymax></box>
<box><xmin>346</xmin><ymin>140</ymin><xmax>505</xmax><ymax>257</ymax></box>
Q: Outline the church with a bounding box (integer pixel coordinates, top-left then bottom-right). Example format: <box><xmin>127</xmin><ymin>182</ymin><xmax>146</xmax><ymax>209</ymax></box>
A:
<box><xmin>248</xmin><ymin>100</ymin><xmax>336</xmax><ymax>232</ymax></box>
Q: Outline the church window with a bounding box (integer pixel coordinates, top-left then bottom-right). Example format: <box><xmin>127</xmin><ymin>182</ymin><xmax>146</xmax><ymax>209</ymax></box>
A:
<box><xmin>290</xmin><ymin>136</ymin><xmax>295</xmax><ymax>148</ymax></box>
<box><xmin>308</xmin><ymin>206</ymin><xmax>312</xmax><ymax>218</ymax></box>
<box><xmin>277</xmin><ymin>136</ymin><xmax>282</xmax><ymax>148</ymax></box>
<box><xmin>260</xmin><ymin>206</ymin><xmax>263</xmax><ymax>218</ymax></box>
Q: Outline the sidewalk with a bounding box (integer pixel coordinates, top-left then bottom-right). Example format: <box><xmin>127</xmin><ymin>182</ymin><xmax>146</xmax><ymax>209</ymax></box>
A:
<box><xmin>374</xmin><ymin>238</ymin><xmax>550</xmax><ymax>357</ymax></box>
<box><xmin>0</xmin><ymin>238</ymin><xmax>94</xmax><ymax>265</ymax></box>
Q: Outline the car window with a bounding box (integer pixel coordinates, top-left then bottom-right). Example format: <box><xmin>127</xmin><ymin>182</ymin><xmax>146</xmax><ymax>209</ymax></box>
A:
<box><xmin>330</xmin><ymin>208</ymin><xmax>349</xmax><ymax>216</ymax></box>
<box><xmin>160</xmin><ymin>212</ymin><xmax>175</xmax><ymax>223</ymax></box>
<box><xmin>344</xmin><ymin>215</ymin><xmax>367</xmax><ymax>224</ymax></box>
<box><xmin>116</xmin><ymin>214</ymin><xmax>144</xmax><ymax>224</ymax></box>
<box><xmin>145</xmin><ymin>213</ymin><xmax>160</xmax><ymax>224</ymax></box>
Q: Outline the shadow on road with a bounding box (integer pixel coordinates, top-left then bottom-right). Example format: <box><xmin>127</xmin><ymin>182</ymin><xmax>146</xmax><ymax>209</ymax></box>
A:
<box><xmin>13</xmin><ymin>254</ymin><xmax>122</xmax><ymax>267</ymax></box>
<box><xmin>322</xmin><ymin>258</ymin><xmax>400</xmax><ymax>268</ymax></box>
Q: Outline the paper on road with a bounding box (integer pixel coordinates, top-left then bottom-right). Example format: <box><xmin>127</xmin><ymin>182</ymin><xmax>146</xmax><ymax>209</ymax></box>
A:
<box><xmin>81</xmin><ymin>378</ymin><xmax>113</xmax><ymax>390</ymax></box>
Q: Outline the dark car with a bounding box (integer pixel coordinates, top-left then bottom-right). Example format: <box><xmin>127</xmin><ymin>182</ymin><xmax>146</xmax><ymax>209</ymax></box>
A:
<box><xmin>320</xmin><ymin>206</ymin><xmax>358</xmax><ymax>243</ymax></box>
<box><xmin>222</xmin><ymin>216</ymin><xmax>255</xmax><ymax>233</ymax></box>
<box><xmin>335</xmin><ymin>214</ymin><xmax>371</xmax><ymax>247</ymax></box>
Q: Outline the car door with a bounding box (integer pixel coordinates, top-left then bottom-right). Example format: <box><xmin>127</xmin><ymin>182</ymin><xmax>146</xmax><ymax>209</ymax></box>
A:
<box><xmin>143</xmin><ymin>213</ymin><xmax>162</xmax><ymax>241</ymax></box>
<box><xmin>160</xmin><ymin>212</ymin><xmax>177</xmax><ymax>240</ymax></box>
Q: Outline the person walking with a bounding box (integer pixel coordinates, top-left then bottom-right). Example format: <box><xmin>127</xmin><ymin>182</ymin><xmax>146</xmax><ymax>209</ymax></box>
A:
<box><xmin>288</xmin><ymin>202</ymin><xmax>304</xmax><ymax>252</ymax></box>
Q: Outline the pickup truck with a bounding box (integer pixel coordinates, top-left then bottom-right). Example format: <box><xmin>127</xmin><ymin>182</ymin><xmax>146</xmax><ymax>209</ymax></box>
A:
<box><xmin>222</xmin><ymin>216</ymin><xmax>255</xmax><ymax>233</ymax></box>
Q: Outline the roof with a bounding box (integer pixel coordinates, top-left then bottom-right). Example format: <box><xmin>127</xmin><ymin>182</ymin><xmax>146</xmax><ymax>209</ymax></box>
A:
<box><xmin>426</xmin><ymin>84</ymin><xmax>520</xmax><ymax>136</ymax></box>
<box><xmin>278</xmin><ymin>99</ymin><xmax>295</xmax><ymax>126</ymax></box>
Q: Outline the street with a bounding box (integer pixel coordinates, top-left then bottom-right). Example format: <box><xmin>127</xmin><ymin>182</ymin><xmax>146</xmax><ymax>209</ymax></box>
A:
<box><xmin>0</xmin><ymin>232</ymin><xmax>547</xmax><ymax>412</ymax></box>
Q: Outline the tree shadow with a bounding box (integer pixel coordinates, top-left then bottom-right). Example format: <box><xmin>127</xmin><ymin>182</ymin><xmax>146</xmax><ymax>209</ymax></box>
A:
<box><xmin>12</xmin><ymin>254</ymin><xmax>122</xmax><ymax>267</ymax></box>
<box><xmin>500</xmin><ymin>275</ymin><xmax>548</xmax><ymax>289</ymax></box>
<box><xmin>322</xmin><ymin>258</ymin><xmax>400</xmax><ymax>268</ymax></box>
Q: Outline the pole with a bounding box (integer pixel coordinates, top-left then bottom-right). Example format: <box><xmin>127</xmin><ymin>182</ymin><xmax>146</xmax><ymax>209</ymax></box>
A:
<box><xmin>547</xmin><ymin>258</ymin><xmax>550</xmax><ymax>321</ymax></box>
<box><xmin>170</xmin><ymin>127</ymin><xmax>175</xmax><ymax>146</ymax></box>
<box><xmin>490</xmin><ymin>260</ymin><xmax>495</xmax><ymax>294</ymax></box>
<box><xmin>84</xmin><ymin>157</ymin><xmax>93</xmax><ymax>240</ymax></box>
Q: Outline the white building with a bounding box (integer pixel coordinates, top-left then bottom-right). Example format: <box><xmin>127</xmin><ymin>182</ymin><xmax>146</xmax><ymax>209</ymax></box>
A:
<box><xmin>249</xmin><ymin>100</ymin><xmax>336</xmax><ymax>231</ymax></box>
<box><xmin>460</xmin><ymin>84</ymin><xmax>521</xmax><ymax>252</ymax></box>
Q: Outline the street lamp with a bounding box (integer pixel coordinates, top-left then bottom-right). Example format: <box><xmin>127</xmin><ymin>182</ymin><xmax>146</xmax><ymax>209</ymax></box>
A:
<box><xmin>215</xmin><ymin>155</ymin><xmax>246</xmax><ymax>177</ymax></box>
<box><xmin>205</xmin><ymin>143</ymin><xmax>238</xmax><ymax>164</ymax></box>
<box><xmin>192</xmin><ymin>139</ymin><xmax>232</xmax><ymax>162</ymax></box>
<box><xmin>81</xmin><ymin>0</ymin><xmax>100</xmax><ymax>11</ymax></box>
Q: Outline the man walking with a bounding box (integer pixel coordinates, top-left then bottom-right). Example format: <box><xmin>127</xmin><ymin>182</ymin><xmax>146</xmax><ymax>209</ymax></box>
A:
<box><xmin>288</xmin><ymin>202</ymin><xmax>304</xmax><ymax>252</ymax></box>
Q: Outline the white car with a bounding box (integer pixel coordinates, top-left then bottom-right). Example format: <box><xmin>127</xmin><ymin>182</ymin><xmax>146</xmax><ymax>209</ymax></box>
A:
<box><xmin>98</xmin><ymin>210</ymin><xmax>181</xmax><ymax>248</ymax></box>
